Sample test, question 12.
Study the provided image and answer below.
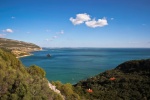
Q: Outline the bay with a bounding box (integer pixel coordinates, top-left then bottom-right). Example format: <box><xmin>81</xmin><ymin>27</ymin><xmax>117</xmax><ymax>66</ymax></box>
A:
<box><xmin>20</xmin><ymin>48</ymin><xmax>150</xmax><ymax>84</ymax></box>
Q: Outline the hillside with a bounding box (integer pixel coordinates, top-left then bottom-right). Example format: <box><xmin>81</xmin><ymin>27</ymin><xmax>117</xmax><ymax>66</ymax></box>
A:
<box><xmin>0</xmin><ymin>38</ymin><xmax>42</xmax><ymax>57</ymax></box>
<box><xmin>1</xmin><ymin>48</ymin><xmax>150</xmax><ymax>100</ymax></box>
<box><xmin>73</xmin><ymin>59</ymin><xmax>150</xmax><ymax>100</ymax></box>
<box><xmin>0</xmin><ymin>49</ymin><xmax>63</xmax><ymax>100</ymax></box>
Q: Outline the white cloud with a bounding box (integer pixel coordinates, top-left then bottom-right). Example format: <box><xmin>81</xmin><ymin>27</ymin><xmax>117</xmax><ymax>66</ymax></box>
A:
<box><xmin>70</xmin><ymin>13</ymin><xmax>91</xmax><ymax>25</ymax></box>
<box><xmin>3</xmin><ymin>29</ymin><xmax>13</xmax><ymax>33</ymax></box>
<box><xmin>70</xmin><ymin>13</ymin><xmax>108</xmax><ymax>28</ymax></box>
<box><xmin>85</xmin><ymin>18</ymin><xmax>108</xmax><ymax>28</ymax></box>
<box><xmin>0</xmin><ymin>34</ymin><xmax>6</xmax><ymax>37</ymax></box>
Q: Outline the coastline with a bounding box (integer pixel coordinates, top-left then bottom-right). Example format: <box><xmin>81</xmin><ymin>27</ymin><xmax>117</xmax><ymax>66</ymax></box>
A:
<box><xmin>16</xmin><ymin>54</ymin><xmax>33</xmax><ymax>58</ymax></box>
<box><xmin>16</xmin><ymin>47</ymin><xmax>42</xmax><ymax>58</ymax></box>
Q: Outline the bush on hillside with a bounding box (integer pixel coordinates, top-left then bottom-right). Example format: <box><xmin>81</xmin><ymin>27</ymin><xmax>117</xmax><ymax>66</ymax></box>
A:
<box><xmin>0</xmin><ymin>49</ymin><xmax>63</xmax><ymax>100</ymax></box>
<box><xmin>27</xmin><ymin>65</ymin><xmax>46</xmax><ymax>78</ymax></box>
<box><xmin>74</xmin><ymin>59</ymin><xmax>150</xmax><ymax>100</ymax></box>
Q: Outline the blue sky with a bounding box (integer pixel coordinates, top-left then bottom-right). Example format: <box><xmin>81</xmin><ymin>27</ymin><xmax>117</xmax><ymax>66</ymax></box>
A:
<box><xmin>0</xmin><ymin>0</ymin><xmax>150</xmax><ymax>48</ymax></box>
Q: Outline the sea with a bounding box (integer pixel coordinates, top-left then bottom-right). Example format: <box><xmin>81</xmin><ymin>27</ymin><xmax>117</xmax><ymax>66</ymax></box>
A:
<box><xmin>20</xmin><ymin>48</ymin><xmax>150</xmax><ymax>84</ymax></box>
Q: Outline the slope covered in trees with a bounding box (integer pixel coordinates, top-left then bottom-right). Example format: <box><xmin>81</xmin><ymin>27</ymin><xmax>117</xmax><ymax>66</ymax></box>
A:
<box><xmin>0</xmin><ymin>49</ymin><xmax>63</xmax><ymax>100</ymax></box>
<box><xmin>73</xmin><ymin>59</ymin><xmax>150</xmax><ymax>100</ymax></box>
<box><xmin>1</xmin><ymin>48</ymin><xmax>150</xmax><ymax>100</ymax></box>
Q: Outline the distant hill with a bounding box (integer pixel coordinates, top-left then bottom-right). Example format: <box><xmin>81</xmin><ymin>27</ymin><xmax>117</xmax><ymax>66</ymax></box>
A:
<box><xmin>73</xmin><ymin>59</ymin><xmax>150</xmax><ymax>100</ymax></box>
<box><xmin>0</xmin><ymin>38</ymin><xmax>42</xmax><ymax>57</ymax></box>
<box><xmin>0</xmin><ymin>38</ymin><xmax>41</xmax><ymax>50</ymax></box>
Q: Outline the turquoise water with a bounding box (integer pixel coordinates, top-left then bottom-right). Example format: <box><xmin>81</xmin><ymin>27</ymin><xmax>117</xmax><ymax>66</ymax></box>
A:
<box><xmin>20</xmin><ymin>48</ymin><xmax>150</xmax><ymax>84</ymax></box>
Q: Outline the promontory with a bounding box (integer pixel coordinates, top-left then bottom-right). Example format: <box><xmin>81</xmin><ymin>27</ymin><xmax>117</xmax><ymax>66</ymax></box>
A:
<box><xmin>0</xmin><ymin>38</ymin><xmax>42</xmax><ymax>57</ymax></box>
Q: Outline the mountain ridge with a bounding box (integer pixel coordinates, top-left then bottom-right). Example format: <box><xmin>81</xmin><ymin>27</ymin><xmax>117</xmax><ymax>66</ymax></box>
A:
<box><xmin>0</xmin><ymin>38</ymin><xmax>42</xmax><ymax>57</ymax></box>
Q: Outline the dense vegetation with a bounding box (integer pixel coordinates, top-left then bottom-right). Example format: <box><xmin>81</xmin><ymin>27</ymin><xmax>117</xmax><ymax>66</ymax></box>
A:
<box><xmin>74</xmin><ymin>59</ymin><xmax>150</xmax><ymax>100</ymax></box>
<box><xmin>0</xmin><ymin>49</ymin><xmax>63</xmax><ymax>100</ymax></box>
<box><xmin>51</xmin><ymin>81</ymin><xmax>80</xmax><ymax>100</ymax></box>
<box><xmin>0</xmin><ymin>48</ymin><xmax>150</xmax><ymax>100</ymax></box>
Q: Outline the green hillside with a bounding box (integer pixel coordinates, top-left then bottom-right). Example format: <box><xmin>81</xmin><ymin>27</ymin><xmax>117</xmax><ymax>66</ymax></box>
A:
<box><xmin>0</xmin><ymin>49</ymin><xmax>63</xmax><ymax>100</ymax></box>
<box><xmin>73</xmin><ymin>59</ymin><xmax>150</xmax><ymax>100</ymax></box>
<box><xmin>1</xmin><ymin>47</ymin><xmax>150</xmax><ymax>100</ymax></box>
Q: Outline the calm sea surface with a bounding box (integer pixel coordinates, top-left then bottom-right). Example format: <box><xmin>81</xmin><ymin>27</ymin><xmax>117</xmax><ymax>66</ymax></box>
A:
<box><xmin>20</xmin><ymin>48</ymin><xmax>150</xmax><ymax>84</ymax></box>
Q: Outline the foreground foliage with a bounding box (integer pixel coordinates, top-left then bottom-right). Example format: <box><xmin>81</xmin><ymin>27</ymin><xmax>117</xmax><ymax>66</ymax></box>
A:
<box><xmin>1</xmin><ymin>48</ymin><xmax>150</xmax><ymax>100</ymax></box>
<box><xmin>52</xmin><ymin>81</ymin><xmax>80</xmax><ymax>100</ymax></box>
<box><xmin>0</xmin><ymin>49</ymin><xmax>63</xmax><ymax>100</ymax></box>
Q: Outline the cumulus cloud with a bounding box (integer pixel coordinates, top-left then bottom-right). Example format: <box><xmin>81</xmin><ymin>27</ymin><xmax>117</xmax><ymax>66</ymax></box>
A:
<box><xmin>85</xmin><ymin>18</ymin><xmax>108</xmax><ymax>28</ymax></box>
<box><xmin>3</xmin><ymin>29</ymin><xmax>13</xmax><ymax>33</ymax></box>
<box><xmin>70</xmin><ymin>13</ymin><xmax>91</xmax><ymax>25</ymax></box>
<box><xmin>70</xmin><ymin>13</ymin><xmax>108</xmax><ymax>28</ymax></box>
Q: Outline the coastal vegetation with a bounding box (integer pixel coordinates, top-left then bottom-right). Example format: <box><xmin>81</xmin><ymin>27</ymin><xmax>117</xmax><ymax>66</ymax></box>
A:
<box><xmin>0</xmin><ymin>47</ymin><xmax>150</xmax><ymax>100</ymax></box>
<box><xmin>51</xmin><ymin>81</ymin><xmax>80</xmax><ymax>100</ymax></box>
<box><xmin>0</xmin><ymin>49</ymin><xmax>63</xmax><ymax>100</ymax></box>
<box><xmin>73</xmin><ymin>59</ymin><xmax>150</xmax><ymax>100</ymax></box>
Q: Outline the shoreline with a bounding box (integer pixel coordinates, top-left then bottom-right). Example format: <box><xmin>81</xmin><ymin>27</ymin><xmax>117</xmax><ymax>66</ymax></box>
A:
<box><xmin>16</xmin><ymin>48</ymin><xmax>42</xmax><ymax>58</ymax></box>
<box><xmin>16</xmin><ymin>54</ymin><xmax>33</xmax><ymax>58</ymax></box>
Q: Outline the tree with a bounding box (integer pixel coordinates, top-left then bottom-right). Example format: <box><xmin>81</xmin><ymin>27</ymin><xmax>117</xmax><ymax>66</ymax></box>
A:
<box><xmin>27</xmin><ymin>65</ymin><xmax>46</xmax><ymax>78</ymax></box>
